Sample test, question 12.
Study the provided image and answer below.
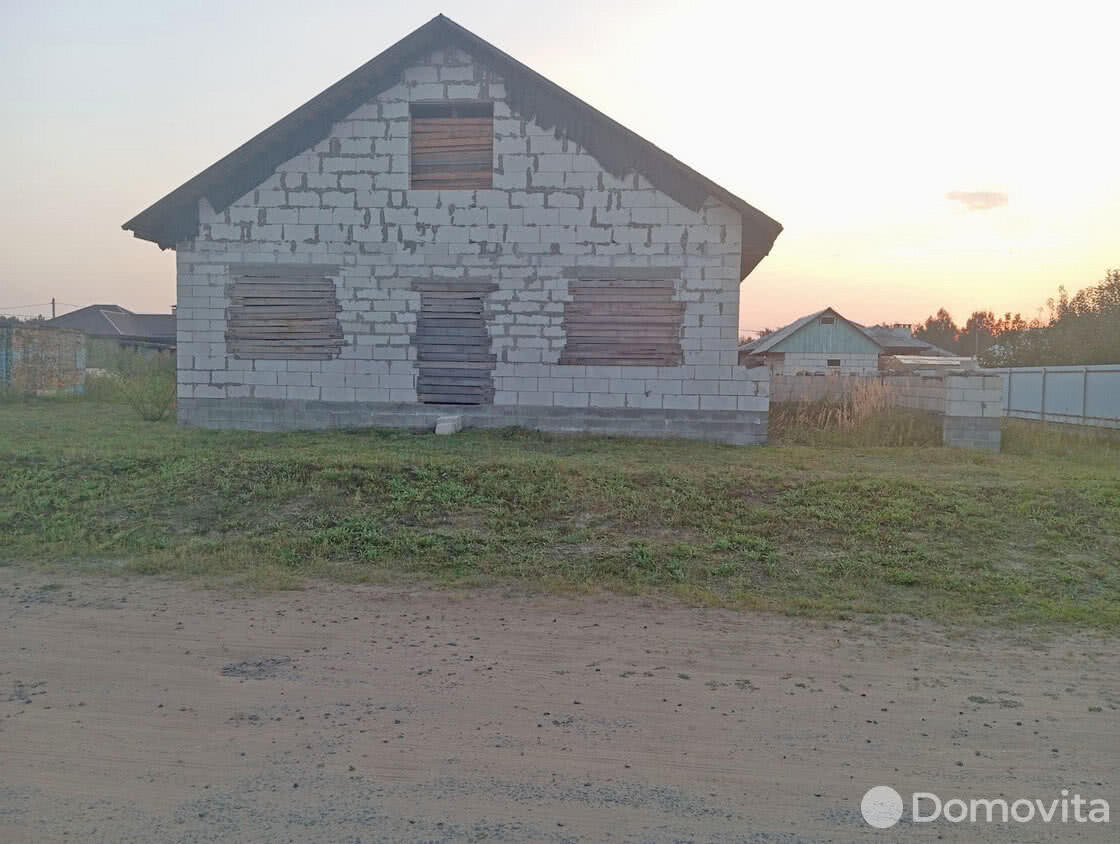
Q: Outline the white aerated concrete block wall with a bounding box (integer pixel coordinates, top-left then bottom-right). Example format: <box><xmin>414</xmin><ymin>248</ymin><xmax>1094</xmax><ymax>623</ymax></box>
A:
<box><xmin>780</xmin><ymin>352</ymin><xmax>880</xmax><ymax>376</ymax></box>
<box><xmin>890</xmin><ymin>377</ymin><xmax>947</xmax><ymax>413</ymax></box>
<box><xmin>944</xmin><ymin>374</ymin><xmax>1004</xmax><ymax>419</ymax></box>
<box><xmin>174</xmin><ymin>46</ymin><xmax>762</xmax><ymax>415</ymax></box>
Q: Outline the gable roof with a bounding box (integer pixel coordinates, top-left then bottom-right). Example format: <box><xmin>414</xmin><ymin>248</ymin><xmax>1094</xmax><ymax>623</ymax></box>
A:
<box><xmin>47</xmin><ymin>306</ymin><xmax>176</xmax><ymax>343</ymax></box>
<box><xmin>121</xmin><ymin>14</ymin><xmax>782</xmax><ymax>278</ymax></box>
<box><xmin>739</xmin><ymin>307</ymin><xmax>882</xmax><ymax>354</ymax></box>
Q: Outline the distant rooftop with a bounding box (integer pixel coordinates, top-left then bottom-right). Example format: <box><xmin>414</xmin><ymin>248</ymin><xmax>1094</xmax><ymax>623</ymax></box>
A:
<box><xmin>46</xmin><ymin>305</ymin><xmax>175</xmax><ymax>344</ymax></box>
<box><xmin>740</xmin><ymin>310</ymin><xmax>958</xmax><ymax>358</ymax></box>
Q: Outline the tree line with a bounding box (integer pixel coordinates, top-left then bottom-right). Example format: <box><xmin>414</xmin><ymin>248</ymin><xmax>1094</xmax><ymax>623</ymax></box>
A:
<box><xmin>914</xmin><ymin>268</ymin><xmax>1119</xmax><ymax>366</ymax></box>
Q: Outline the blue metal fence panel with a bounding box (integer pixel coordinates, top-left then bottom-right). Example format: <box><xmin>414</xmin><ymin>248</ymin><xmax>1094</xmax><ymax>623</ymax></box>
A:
<box><xmin>989</xmin><ymin>365</ymin><xmax>1120</xmax><ymax>428</ymax></box>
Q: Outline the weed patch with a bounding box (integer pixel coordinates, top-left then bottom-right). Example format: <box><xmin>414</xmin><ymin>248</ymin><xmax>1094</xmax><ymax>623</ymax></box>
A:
<box><xmin>1</xmin><ymin>401</ymin><xmax>1118</xmax><ymax>628</ymax></box>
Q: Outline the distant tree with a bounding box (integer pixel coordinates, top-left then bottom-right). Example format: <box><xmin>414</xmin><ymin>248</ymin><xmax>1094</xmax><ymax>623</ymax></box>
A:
<box><xmin>959</xmin><ymin>310</ymin><xmax>998</xmax><ymax>357</ymax></box>
<box><xmin>1045</xmin><ymin>269</ymin><xmax>1120</xmax><ymax>364</ymax></box>
<box><xmin>0</xmin><ymin>314</ymin><xmax>47</xmax><ymax>326</ymax></box>
<box><xmin>980</xmin><ymin>312</ymin><xmax>1047</xmax><ymax>366</ymax></box>
<box><xmin>992</xmin><ymin>312</ymin><xmax>1031</xmax><ymax>335</ymax></box>
<box><xmin>739</xmin><ymin>327</ymin><xmax>775</xmax><ymax>344</ymax></box>
<box><xmin>913</xmin><ymin>308</ymin><xmax>961</xmax><ymax>354</ymax></box>
<box><xmin>981</xmin><ymin>269</ymin><xmax>1120</xmax><ymax>366</ymax></box>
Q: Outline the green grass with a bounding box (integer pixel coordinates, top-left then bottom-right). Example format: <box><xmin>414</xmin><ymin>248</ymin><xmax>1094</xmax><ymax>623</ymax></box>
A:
<box><xmin>1</xmin><ymin>400</ymin><xmax>1119</xmax><ymax>628</ymax></box>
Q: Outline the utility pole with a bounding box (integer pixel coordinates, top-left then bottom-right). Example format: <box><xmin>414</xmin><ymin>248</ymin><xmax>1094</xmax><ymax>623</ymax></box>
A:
<box><xmin>51</xmin><ymin>297</ymin><xmax>55</xmax><ymax>319</ymax></box>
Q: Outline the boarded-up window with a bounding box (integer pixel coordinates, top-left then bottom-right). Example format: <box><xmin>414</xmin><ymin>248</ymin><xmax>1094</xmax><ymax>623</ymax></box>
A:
<box><xmin>559</xmin><ymin>275</ymin><xmax>684</xmax><ymax>366</ymax></box>
<box><xmin>412</xmin><ymin>281</ymin><xmax>497</xmax><ymax>404</ymax></box>
<box><xmin>227</xmin><ymin>264</ymin><xmax>344</xmax><ymax>360</ymax></box>
<box><xmin>409</xmin><ymin>102</ymin><xmax>493</xmax><ymax>190</ymax></box>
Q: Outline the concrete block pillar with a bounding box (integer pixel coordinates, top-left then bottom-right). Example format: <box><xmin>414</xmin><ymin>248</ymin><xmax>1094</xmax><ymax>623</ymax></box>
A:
<box><xmin>942</xmin><ymin>374</ymin><xmax>1002</xmax><ymax>451</ymax></box>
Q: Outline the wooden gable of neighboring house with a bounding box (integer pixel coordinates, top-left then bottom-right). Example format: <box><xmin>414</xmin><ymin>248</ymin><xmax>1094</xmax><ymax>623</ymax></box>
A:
<box><xmin>739</xmin><ymin>308</ymin><xmax>883</xmax><ymax>375</ymax></box>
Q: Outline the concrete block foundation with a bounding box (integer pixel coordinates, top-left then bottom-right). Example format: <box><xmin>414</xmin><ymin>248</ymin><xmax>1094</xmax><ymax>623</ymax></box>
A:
<box><xmin>178</xmin><ymin>398</ymin><xmax>768</xmax><ymax>445</ymax></box>
<box><xmin>942</xmin><ymin>416</ymin><xmax>1001</xmax><ymax>451</ymax></box>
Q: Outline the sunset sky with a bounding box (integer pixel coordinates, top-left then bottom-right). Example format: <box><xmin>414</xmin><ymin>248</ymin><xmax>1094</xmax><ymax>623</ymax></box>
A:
<box><xmin>3</xmin><ymin>0</ymin><xmax>1117</xmax><ymax>334</ymax></box>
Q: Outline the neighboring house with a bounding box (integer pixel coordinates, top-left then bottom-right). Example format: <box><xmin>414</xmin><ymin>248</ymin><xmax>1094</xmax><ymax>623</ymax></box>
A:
<box><xmin>739</xmin><ymin>310</ymin><xmax>959</xmax><ymax>374</ymax></box>
<box><xmin>122</xmin><ymin>15</ymin><xmax>782</xmax><ymax>444</ymax></box>
<box><xmin>46</xmin><ymin>305</ymin><xmax>176</xmax><ymax>353</ymax></box>
<box><xmin>738</xmin><ymin>308</ymin><xmax>882</xmax><ymax>375</ymax></box>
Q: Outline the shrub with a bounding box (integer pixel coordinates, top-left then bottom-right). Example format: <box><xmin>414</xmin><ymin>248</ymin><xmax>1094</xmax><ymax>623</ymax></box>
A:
<box><xmin>81</xmin><ymin>343</ymin><xmax>176</xmax><ymax>421</ymax></box>
<box><xmin>83</xmin><ymin>373</ymin><xmax>121</xmax><ymax>403</ymax></box>
<box><xmin>116</xmin><ymin>371</ymin><xmax>176</xmax><ymax>421</ymax></box>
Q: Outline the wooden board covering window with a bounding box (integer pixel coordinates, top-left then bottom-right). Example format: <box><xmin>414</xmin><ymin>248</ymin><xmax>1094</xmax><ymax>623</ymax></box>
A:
<box><xmin>559</xmin><ymin>279</ymin><xmax>684</xmax><ymax>366</ymax></box>
<box><xmin>227</xmin><ymin>265</ymin><xmax>344</xmax><ymax>360</ymax></box>
<box><xmin>412</xmin><ymin>281</ymin><xmax>497</xmax><ymax>405</ymax></box>
<box><xmin>410</xmin><ymin>102</ymin><xmax>493</xmax><ymax>190</ymax></box>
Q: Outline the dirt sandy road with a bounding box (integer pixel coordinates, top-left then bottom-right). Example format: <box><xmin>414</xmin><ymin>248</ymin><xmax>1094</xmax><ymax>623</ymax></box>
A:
<box><xmin>0</xmin><ymin>569</ymin><xmax>1116</xmax><ymax>843</ymax></box>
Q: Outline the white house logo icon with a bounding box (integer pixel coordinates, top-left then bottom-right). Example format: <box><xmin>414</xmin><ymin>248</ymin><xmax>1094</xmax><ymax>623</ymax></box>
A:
<box><xmin>861</xmin><ymin>786</ymin><xmax>904</xmax><ymax>829</ymax></box>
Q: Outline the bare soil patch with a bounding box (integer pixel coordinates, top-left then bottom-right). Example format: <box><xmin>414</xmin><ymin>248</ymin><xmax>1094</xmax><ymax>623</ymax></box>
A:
<box><xmin>0</xmin><ymin>570</ymin><xmax>1116</xmax><ymax>842</ymax></box>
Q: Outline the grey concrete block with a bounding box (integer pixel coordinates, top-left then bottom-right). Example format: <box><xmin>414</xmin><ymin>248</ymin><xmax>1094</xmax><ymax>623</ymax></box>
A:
<box><xmin>942</xmin><ymin>416</ymin><xmax>1001</xmax><ymax>451</ymax></box>
<box><xmin>435</xmin><ymin>415</ymin><xmax>463</xmax><ymax>435</ymax></box>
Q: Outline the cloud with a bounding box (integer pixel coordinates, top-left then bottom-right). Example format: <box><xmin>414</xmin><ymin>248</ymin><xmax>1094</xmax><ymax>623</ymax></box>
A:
<box><xmin>946</xmin><ymin>191</ymin><xmax>1008</xmax><ymax>211</ymax></box>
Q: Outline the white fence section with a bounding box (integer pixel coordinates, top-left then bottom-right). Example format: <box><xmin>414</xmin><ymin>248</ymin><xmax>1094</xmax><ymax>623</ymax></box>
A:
<box><xmin>986</xmin><ymin>365</ymin><xmax>1120</xmax><ymax>429</ymax></box>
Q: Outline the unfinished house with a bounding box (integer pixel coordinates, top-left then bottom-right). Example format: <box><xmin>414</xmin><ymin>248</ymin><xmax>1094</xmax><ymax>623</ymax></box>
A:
<box><xmin>123</xmin><ymin>15</ymin><xmax>782</xmax><ymax>444</ymax></box>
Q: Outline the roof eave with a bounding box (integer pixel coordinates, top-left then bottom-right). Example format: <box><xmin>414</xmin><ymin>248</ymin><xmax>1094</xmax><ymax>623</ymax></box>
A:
<box><xmin>122</xmin><ymin>13</ymin><xmax>782</xmax><ymax>270</ymax></box>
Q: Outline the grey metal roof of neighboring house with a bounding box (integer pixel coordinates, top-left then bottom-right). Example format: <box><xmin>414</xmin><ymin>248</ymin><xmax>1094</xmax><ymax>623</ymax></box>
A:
<box><xmin>862</xmin><ymin>325</ymin><xmax>956</xmax><ymax>356</ymax></box>
<box><xmin>737</xmin><ymin>307</ymin><xmax>882</xmax><ymax>354</ymax></box>
<box><xmin>101</xmin><ymin>311</ymin><xmax>176</xmax><ymax>341</ymax></box>
<box><xmin>45</xmin><ymin>305</ymin><xmax>129</xmax><ymax>336</ymax></box>
<box><xmin>46</xmin><ymin>306</ymin><xmax>176</xmax><ymax>343</ymax></box>
<box><xmin>121</xmin><ymin>14</ymin><xmax>782</xmax><ymax>279</ymax></box>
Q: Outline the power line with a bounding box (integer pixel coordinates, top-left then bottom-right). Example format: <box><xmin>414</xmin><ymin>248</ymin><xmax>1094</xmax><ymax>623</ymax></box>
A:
<box><xmin>0</xmin><ymin>302</ymin><xmax>81</xmax><ymax>313</ymax></box>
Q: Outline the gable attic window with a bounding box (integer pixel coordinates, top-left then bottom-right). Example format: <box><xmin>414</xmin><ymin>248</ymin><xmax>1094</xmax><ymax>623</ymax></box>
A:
<box><xmin>409</xmin><ymin>101</ymin><xmax>494</xmax><ymax>190</ymax></box>
<box><xmin>819</xmin><ymin>316</ymin><xmax>835</xmax><ymax>325</ymax></box>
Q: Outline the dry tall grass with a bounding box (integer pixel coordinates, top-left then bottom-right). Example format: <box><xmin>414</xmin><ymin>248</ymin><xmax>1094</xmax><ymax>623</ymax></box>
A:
<box><xmin>769</xmin><ymin>380</ymin><xmax>942</xmax><ymax>447</ymax></box>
